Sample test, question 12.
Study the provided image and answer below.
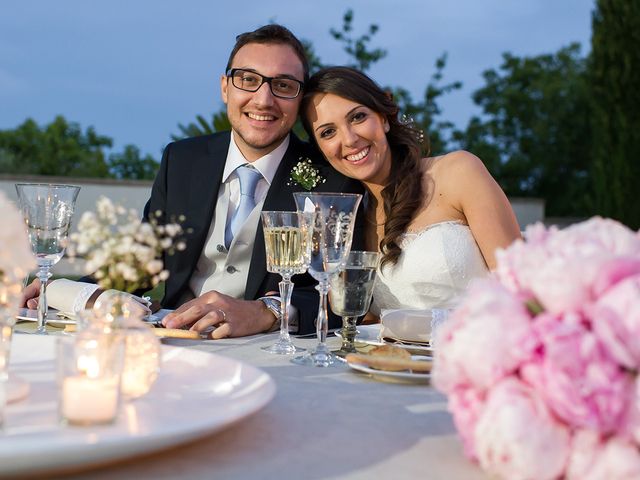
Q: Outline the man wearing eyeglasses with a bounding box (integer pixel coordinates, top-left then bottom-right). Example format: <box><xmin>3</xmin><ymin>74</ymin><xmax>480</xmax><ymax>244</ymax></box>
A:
<box><xmin>150</xmin><ymin>24</ymin><xmax>363</xmax><ymax>338</ymax></box>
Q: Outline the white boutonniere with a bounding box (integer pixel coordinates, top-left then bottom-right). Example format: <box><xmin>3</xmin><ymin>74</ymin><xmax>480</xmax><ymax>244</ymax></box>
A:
<box><xmin>288</xmin><ymin>157</ymin><xmax>326</xmax><ymax>190</ymax></box>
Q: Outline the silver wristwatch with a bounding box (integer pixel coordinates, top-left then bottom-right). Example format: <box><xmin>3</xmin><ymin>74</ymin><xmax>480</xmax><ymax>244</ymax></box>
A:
<box><xmin>259</xmin><ymin>296</ymin><xmax>282</xmax><ymax>331</ymax></box>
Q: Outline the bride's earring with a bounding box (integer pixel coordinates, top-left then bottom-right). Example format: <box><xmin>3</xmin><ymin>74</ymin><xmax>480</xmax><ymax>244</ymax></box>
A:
<box><xmin>384</xmin><ymin>122</ymin><xmax>390</xmax><ymax>133</ymax></box>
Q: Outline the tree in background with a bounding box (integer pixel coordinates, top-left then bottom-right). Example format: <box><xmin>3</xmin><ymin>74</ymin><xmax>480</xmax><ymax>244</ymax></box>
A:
<box><xmin>0</xmin><ymin>116</ymin><xmax>111</xmax><ymax>177</ymax></box>
<box><xmin>454</xmin><ymin>44</ymin><xmax>592</xmax><ymax>217</ymax></box>
<box><xmin>107</xmin><ymin>145</ymin><xmax>158</xmax><ymax>180</ymax></box>
<box><xmin>0</xmin><ymin>116</ymin><xmax>159</xmax><ymax>180</ymax></box>
<box><xmin>392</xmin><ymin>53</ymin><xmax>462</xmax><ymax>156</ymax></box>
<box><xmin>589</xmin><ymin>0</ymin><xmax>640</xmax><ymax>229</ymax></box>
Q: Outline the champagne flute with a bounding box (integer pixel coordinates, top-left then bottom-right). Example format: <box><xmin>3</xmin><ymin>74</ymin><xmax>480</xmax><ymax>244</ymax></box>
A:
<box><xmin>261</xmin><ymin>211</ymin><xmax>313</xmax><ymax>354</ymax></box>
<box><xmin>15</xmin><ymin>184</ymin><xmax>80</xmax><ymax>334</ymax></box>
<box><xmin>292</xmin><ymin>192</ymin><xmax>361</xmax><ymax>367</ymax></box>
<box><xmin>329</xmin><ymin>250</ymin><xmax>379</xmax><ymax>358</ymax></box>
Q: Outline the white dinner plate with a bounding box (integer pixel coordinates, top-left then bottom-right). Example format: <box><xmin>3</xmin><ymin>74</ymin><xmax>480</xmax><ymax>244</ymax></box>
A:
<box><xmin>337</xmin><ymin>324</ymin><xmax>434</xmax><ymax>355</ymax></box>
<box><xmin>346</xmin><ymin>355</ymin><xmax>431</xmax><ymax>383</ymax></box>
<box><xmin>1</xmin><ymin>334</ymin><xmax>276</xmax><ymax>477</ymax></box>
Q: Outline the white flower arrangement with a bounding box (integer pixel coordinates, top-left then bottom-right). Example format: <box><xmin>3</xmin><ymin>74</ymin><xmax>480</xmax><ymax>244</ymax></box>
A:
<box><xmin>288</xmin><ymin>157</ymin><xmax>326</xmax><ymax>190</ymax></box>
<box><xmin>68</xmin><ymin>196</ymin><xmax>186</xmax><ymax>293</ymax></box>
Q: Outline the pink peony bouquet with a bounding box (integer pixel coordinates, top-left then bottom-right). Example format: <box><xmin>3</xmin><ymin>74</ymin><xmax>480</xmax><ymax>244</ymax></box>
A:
<box><xmin>432</xmin><ymin>217</ymin><xmax>640</xmax><ymax>480</ymax></box>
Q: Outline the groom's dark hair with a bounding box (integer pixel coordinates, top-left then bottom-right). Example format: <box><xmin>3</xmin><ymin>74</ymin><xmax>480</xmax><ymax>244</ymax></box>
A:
<box><xmin>225</xmin><ymin>24</ymin><xmax>309</xmax><ymax>82</ymax></box>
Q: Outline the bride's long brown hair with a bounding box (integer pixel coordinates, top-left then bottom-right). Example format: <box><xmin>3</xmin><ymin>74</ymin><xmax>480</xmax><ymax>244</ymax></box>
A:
<box><xmin>301</xmin><ymin>66</ymin><xmax>428</xmax><ymax>267</ymax></box>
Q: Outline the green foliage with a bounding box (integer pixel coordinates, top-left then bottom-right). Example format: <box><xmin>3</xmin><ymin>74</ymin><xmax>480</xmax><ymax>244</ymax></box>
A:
<box><xmin>0</xmin><ymin>116</ymin><xmax>158</xmax><ymax>180</ymax></box>
<box><xmin>391</xmin><ymin>53</ymin><xmax>462</xmax><ymax>155</ymax></box>
<box><xmin>453</xmin><ymin>44</ymin><xmax>592</xmax><ymax>217</ymax></box>
<box><xmin>172</xmin><ymin>112</ymin><xmax>231</xmax><ymax>141</ymax></box>
<box><xmin>108</xmin><ymin>145</ymin><xmax>159</xmax><ymax>180</ymax></box>
<box><xmin>329</xmin><ymin>9</ymin><xmax>388</xmax><ymax>71</ymax></box>
<box><xmin>0</xmin><ymin>116</ymin><xmax>112</xmax><ymax>177</ymax></box>
<box><xmin>589</xmin><ymin>0</ymin><xmax>640</xmax><ymax>228</ymax></box>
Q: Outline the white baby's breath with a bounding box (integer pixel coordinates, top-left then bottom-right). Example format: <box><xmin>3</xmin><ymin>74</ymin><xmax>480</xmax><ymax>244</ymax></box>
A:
<box><xmin>288</xmin><ymin>157</ymin><xmax>326</xmax><ymax>191</ymax></box>
<box><xmin>68</xmin><ymin>196</ymin><xmax>185</xmax><ymax>293</ymax></box>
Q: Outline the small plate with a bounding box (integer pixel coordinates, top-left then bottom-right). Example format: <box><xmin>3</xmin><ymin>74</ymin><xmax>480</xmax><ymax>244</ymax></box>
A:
<box><xmin>337</xmin><ymin>324</ymin><xmax>433</xmax><ymax>355</ymax></box>
<box><xmin>346</xmin><ymin>355</ymin><xmax>431</xmax><ymax>383</ymax></box>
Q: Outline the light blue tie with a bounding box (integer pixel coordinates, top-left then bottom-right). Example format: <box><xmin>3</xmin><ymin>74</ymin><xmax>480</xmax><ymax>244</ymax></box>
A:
<box><xmin>225</xmin><ymin>165</ymin><xmax>263</xmax><ymax>248</ymax></box>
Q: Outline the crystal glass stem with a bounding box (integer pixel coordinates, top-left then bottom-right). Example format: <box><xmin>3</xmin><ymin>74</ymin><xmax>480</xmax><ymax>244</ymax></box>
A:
<box><xmin>312</xmin><ymin>279</ymin><xmax>333</xmax><ymax>365</ymax></box>
<box><xmin>36</xmin><ymin>263</ymin><xmax>52</xmax><ymax>334</ymax></box>
<box><xmin>277</xmin><ymin>277</ymin><xmax>294</xmax><ymax>345</ymax></box>
<box><xmin>336</xmin><ymin>315</ymin><xmax>359</xmax><ymax>357</ymax></box>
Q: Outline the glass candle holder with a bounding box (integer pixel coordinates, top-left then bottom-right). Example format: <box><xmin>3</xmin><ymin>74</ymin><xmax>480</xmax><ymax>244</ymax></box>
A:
<box><xmin>57</xmin><ymin>330</ymin><xmax>124</xmax><ymax>426</ymax></box>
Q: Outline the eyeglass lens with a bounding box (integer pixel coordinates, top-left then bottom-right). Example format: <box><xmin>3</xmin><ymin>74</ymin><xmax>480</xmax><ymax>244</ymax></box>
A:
<box><xmin>230</xmin><ymin>69</ymin><xmax>301</xmax><ymax>98</ymax></box>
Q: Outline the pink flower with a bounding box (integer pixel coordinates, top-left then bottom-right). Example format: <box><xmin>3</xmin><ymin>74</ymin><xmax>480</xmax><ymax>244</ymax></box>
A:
<box><xmin>566</xmin><ymin>429</ymin><xmax>640</xmax><ymax>480</ymax></box>
<box><xmin>521</xmin><ymin>312</ymin><xmax>634</xmax><ymax>433</ymax></box>
<box><xmin>434</xmin><ymin>217</ymin><xmax>640</xmax><ymax>480</ymax></box>
<box><xmin>432</xmin><ymin>279</ymin><xmax>536</xmax><ymax>393</ymax></box>
<box><xmin>591</xmin><ymin>274</ymin><xmax>640</xmax><ymax>369</ymax></box>
<box><xmin>592</xmin><ymin>257</ymin><xmax>640</xmax><ymax>296</ymax></box>
<box><xmin>474</xmin><ymin>378</ymin><xmax>570</xmax><ymax>480</ymax></box>
<box><xmin>621</xmin><ymin>377</ymin><xmax>640</xmax><ymax>444</ymax></box>
<box><xmin>446</xmin><ymin>386</ymin><xmax>485</xmax><ymax>459</ymax></box>
<box><xmin>494</xmin><ymin>218</ymin><xmax>640</xmax><ymax>315</ymax></box>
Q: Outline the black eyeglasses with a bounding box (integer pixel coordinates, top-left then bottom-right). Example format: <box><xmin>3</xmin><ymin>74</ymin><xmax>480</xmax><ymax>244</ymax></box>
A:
<box><xmin>226</xmin><ymin>68</ymin><xmax>304</xmax><ymax>99</ymax></box>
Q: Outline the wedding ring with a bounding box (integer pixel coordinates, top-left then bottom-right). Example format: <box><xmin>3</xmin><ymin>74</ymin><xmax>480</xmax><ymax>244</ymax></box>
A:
<box><xmin>217</xmin><ymin>309</ymin><xmax>227</xmax><ymax>322</ymax></box>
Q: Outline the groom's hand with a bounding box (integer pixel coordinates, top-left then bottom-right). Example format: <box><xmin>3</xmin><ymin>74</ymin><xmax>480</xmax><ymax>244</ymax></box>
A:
<box><xmin>162</xmin><ymin>290</ymin><xmax>276</xmax><ymax>339</ymax></box>
<box><xmin>21</xmin><ymin>278</ymin><xmax>42</xmax><ymax>309</ymax></box>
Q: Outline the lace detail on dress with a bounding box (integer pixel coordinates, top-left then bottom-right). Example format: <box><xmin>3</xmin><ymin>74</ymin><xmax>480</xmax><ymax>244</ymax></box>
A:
<box><xmin>401</xmin><ymin>220</ymin><xmax>466</xmax><ymax>247</ymax></box>
<box><xmin>371</xmin><ymin>221</ymin><xmax>487</xmax><ymax>316</ymax></box>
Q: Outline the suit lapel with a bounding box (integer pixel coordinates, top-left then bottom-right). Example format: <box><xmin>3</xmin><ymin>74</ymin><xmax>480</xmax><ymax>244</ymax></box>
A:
<box><xmin>169</xmin><ymin>132</ymin><xmax>229</xmax><ymax>302</ymax></box>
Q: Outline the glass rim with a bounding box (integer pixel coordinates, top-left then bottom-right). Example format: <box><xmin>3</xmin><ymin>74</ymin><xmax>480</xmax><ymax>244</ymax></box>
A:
<box><xmin>347</xmin><ymin>250</ymin><xmax>380</xmax><ymax>256</ymax></box>
<box><xmin>292</xmin><ymin>192</ymin><xmax>362</xmax><ymax>198</ymax></box>
<box><xmin>15</xmin><ymin>183</ymin><xmax>81</xmax><ymax>189</ymax></box>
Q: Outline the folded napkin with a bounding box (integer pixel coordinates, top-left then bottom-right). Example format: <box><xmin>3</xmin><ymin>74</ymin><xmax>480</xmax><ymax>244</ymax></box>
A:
<box><xmin>380</xmin><ymin>308</ymin><xmax>452</xmax><ymax>345</ymax></box>
<box><xmin>47</xmin><ymin>279</ymin><xmax>151</xmax><ymax>318</ymax></box>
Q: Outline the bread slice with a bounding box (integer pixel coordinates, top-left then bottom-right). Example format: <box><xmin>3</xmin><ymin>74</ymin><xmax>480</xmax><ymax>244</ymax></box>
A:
<box><xmin>346</xmin><ymin>351</ymin><xmax>432</xmax><ymax>373</ymax></box>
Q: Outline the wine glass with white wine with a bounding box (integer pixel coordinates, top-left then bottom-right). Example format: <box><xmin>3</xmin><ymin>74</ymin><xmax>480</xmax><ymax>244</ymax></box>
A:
<box><xmin>15</xmin><ymin>184</ymin><xmax>80</xmax><ymax>334</ymax></box>
<box><xmin>260</xmin><ymin>210</ymin><xmax>314</xmax><ymax>354</ymax></box>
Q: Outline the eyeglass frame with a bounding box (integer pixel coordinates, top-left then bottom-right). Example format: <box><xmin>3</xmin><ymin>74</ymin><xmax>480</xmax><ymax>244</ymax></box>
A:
<box><xmin>225</xmin><ymin>68</ymin><xmax>304</xmax><ymax>99</ymax></box>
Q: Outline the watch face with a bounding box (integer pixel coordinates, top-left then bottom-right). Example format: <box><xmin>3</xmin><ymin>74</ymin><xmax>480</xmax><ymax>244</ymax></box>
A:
<box><xmin>261</xmin><ymin>297</ymin><xmax>281</xmax><ymax>313</ymax></box>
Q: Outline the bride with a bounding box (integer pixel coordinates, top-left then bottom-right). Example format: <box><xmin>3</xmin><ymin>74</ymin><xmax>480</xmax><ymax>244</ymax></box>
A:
<box><xmin>301</xmin><ymin>67</ymin><xmax>521</xmax><ymax>318</ymax></box>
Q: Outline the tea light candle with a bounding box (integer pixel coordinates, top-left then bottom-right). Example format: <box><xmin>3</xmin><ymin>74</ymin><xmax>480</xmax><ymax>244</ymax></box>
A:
<box><xmin>61</xmin><ymin>375</ymin><xmax>119</xmax><ymax>424</ymax></box>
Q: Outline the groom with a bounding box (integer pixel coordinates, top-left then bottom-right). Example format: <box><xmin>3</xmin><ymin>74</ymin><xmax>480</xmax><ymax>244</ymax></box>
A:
<box><xmin>21</xmin><ymin>24</ymin><xmax>362</xmax><ymax>338</ymax></box>
<box><xmin>149</xmin><ymin>24</ymin><xmax>363</xmax><ymax>337</ymax></box>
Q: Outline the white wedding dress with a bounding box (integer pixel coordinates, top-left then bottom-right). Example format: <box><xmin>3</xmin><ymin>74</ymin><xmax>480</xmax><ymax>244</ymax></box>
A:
<box><xmin>370</xmin><ymin>220</ymin><xmax>488</xmax><ymax>315</ymax></box>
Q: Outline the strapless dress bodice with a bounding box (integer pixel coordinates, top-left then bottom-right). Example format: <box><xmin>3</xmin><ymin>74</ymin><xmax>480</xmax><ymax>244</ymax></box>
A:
<box><xmin>370</xmin><ymin>221</ymin><xmax>488</xmax><ymax>315</ymax></box>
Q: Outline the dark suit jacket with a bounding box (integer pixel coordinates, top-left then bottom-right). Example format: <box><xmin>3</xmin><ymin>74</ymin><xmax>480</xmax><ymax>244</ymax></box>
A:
<box><xmin>143</xmin><ymin>131</ymin><xmax>364</xmax><ymax>335</ymax></box>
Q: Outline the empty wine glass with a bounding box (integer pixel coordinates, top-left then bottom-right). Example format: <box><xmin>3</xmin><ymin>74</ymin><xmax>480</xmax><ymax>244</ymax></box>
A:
<box><xmin>15</xmin><ymin>184</ymin><xmax>80</xmax><ymax>334</ymax></box>
<box><xmin>329</xmin><ymin>250</ymin><xmax>380</xmax><ymax>358</ymax></box>
<box><xmin>260</xmin><ymin>210</ymin><xmax>314</xmax><ymax>354</ymax></box>
<box><xmin>292</xmin><ymin>192</ymin><xmax>361</xmax><ymax>367</ymax></box>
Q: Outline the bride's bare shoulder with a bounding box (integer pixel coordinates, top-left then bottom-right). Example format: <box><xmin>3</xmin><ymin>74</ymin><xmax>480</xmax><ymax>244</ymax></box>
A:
<box><xmin>430</xmin><ymin>150</ymin><xmax>483</xmax><ymax>170</ymax></box>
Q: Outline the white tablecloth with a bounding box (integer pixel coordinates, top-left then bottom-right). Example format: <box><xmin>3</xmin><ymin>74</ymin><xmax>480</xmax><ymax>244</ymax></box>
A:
<box><xmin>9</xmin><ymin>329</ymin><xmax>486</xmax><ymax>479</ymax></box>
